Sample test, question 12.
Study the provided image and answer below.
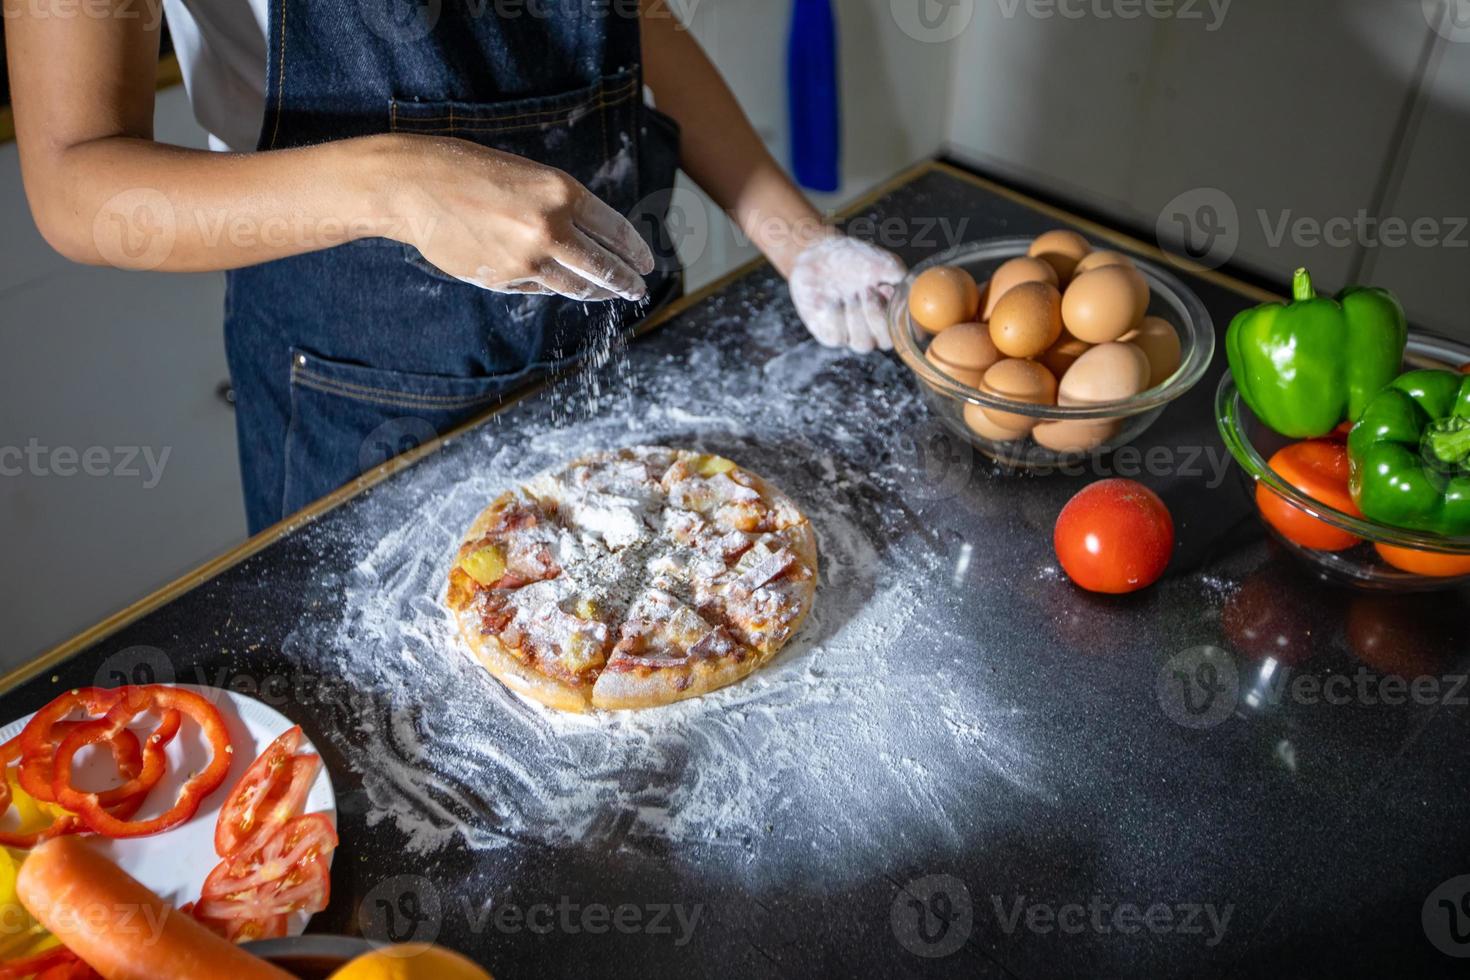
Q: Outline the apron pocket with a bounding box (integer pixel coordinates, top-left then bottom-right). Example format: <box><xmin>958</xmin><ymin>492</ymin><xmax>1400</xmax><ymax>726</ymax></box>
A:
<box><xmin>282</xmin><ymin>348</ymin><xmax>524</xmax><ymax>516</ymax></box>
<box><xmin>389</xmin><ymin>69</ymin><xmax>643</xmax><ymax>284</ymax></box>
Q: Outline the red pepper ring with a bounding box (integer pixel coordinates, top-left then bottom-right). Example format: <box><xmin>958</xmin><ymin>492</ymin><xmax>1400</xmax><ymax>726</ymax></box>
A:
<box><xmin>51</xmin><ymin>686</ymin><xmax>233</xmax><ymax>839</ymax></box>
<box><xmin>0</xmin><ymin>945</ymin><xmax>80</xmax><ymax>979</ymax></box>
<box><xmin>19</xmin><ymin>723</ymin><xmax>145</xmax><ymax>810</ymax></box>
<box><xmin>15</xmin><ymin>688</ymin><xmax>128</xmax><ymax>803</ymax></box>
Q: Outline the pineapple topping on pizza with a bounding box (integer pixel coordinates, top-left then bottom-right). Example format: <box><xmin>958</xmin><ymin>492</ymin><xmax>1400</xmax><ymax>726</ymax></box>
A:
<box><xmin>445</xmin><ymin>448</ymin><xmax>818</xmax><ymax>711</ymax></box>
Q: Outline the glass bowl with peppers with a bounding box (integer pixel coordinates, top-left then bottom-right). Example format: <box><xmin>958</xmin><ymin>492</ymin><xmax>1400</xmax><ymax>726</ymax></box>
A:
<box><xmin>1219</xmin><ymin>324</ymin><xmax>1470</xmax><ymax>592</ymax></box>
<box><xmin>892</xmin><ymin>237</ymin><xmax>1216</xmax><ymax>470</ymax></box>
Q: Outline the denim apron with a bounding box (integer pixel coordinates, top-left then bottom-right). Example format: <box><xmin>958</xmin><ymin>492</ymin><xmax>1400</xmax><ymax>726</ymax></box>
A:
<box><xmin>225</xmin><ymin>0</ymin><xmax>681</xmax><ymax>533</ymax></box>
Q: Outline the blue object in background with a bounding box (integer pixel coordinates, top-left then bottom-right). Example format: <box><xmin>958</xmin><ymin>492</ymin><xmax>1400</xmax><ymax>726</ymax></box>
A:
<box><xmin>787</xmin><ymin>0</ymin><xmax>840</xmax><ymax>193</ymax></box>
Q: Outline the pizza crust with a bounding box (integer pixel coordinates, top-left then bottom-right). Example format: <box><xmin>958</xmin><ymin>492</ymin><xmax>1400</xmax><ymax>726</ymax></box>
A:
<box><xmin>446</xmin><ymin>448</ymin><xmax>818</xmax><ymax>712</ymax></box>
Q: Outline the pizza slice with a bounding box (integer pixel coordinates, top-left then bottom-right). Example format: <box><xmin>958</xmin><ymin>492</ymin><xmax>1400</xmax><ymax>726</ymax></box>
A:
<box><xmin>694</xmin><ymin>523</ymin><xmax>818</xmax><ymax>660</ymax></box>
<box><xmin>660</xmin><ymin>452</ymin><xmax>804</xmax><ymax>534</ymax></box>
<box><xmin>589</xmin><ymin>589</ymin><xmax>762</xmax><ymax>710</ymax></box>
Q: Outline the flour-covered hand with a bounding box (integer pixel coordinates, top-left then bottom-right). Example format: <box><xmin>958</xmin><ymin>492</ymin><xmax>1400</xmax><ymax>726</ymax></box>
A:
<box><xmin>788</xmin><ymin>234</ymin><xmax>907</xmax><ymax>352</ymax></box>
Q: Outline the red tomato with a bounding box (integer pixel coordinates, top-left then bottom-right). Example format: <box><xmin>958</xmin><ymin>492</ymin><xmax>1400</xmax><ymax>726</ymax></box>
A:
<box><xmin>197</xmin><ymin>813</ymin><xmax>336</xmax><ymax>927</ymax></box>
<box><xmin>214</xmin><ymin>726</ymin><xmax>314</xmax><ymax>857</ymax></box>
<box><xmin>1374</xmin><ymin>542</ymin><xmax>1470</xmax><ymax>578</ymax></box>
<box><xmin>1054</xmin><ymin>479</ymin><xmax>1174</xmax><ymax>594</ymax></box>
<box><xmin>1255</xmin><ymin>440</ymin><xmax>1362</xmax><ymax>552</ymax></box>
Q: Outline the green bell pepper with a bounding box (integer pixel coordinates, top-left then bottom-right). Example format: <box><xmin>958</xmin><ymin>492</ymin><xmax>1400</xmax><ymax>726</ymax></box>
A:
<box><xmin>1225</xmin><ymin>268</ymin><xmax>1407</xmax><ymax>438</ymax></box>
<box><xmin>1348</xmin><ymin>369</ymin><xmax>1470</xmax><ymax>536</ymax></box>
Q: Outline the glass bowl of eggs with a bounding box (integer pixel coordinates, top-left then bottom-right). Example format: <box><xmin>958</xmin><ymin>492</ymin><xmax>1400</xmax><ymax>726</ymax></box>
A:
<box><xmin>890</xmin><ymin>234</ymin><xmax>1215</xmax><ymax>469</ymax></box>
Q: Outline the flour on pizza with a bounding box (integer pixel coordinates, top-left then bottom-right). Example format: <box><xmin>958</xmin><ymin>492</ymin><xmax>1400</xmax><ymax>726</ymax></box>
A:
<box><xmin>445</xmin><ymin>447</ymin><xmax>818</xmax><ymax>711</ymax></box>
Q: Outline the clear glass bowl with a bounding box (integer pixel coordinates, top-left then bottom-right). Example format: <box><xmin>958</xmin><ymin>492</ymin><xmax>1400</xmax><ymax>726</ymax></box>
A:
<box><xmin>891</xmin><ymin>237</ymin><xmax>1216</xmax><ymax>469</ymax></box>
<box><xmin>1216</xmin><ymin>332</ymin><xmax>1470</xmax><ymax>592</ymax></box>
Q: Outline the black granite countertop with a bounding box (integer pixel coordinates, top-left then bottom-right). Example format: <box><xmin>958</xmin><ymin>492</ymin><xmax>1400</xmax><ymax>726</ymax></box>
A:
<box><xmin>5</xmin><ymin>163</ymin><xmax>1467</xmax><ymax>980</ymax></box>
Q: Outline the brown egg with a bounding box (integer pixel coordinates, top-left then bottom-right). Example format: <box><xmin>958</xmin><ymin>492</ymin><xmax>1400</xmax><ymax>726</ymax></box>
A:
<box><xmin>1041</xmin><ymin>334</ymin><xmax>1091</xmax><ymax>379</ymax></box>
<box><xmin>1118</xmin><ymin>316</ymin><xmax>1182</xmax><ymax>389</ymax></box>
<box><xmin>989</xmin><ymin>281</ymin><xmax>1063</xmax><ymax>358</ymax></box>
<box><xmin>926</xmin><ymin>321</ymin><xmax>1001</xmax><ymax>388</ymax></box>
<box><xmin>979</xmin><ymin>358</ymin><xmax>1058</xmax><ymax>434</ymax></box>
<box><xmin>964</xmin><ymin>402</ymin><xmax>1029</xmax><ymax>443</ymax></box>
<box><xmin>1028</xmin><ymin>230</ymin><xmax>1092</xmax><ymax>283</ymax></box>
<box><xmin>1033</xmin><ymin>418</ymin><xmax>1122</xmax><ymax>454</ymax></box>
<box><xmin>908</xmin><ymin>266</ymin><xmax>981</xmax><ymax>334</ymax></box>
<box><xmin>1057</xmin><ymin>342</ymin><xmax>1151</xmax><ymax>406</ymax></box>
<box><xmin>1061</xmin><ymin>266</ymin><xmax>1147</xmax><ymax>343</ymax></box>
<box><xmin>982</xmin><ymin>256</ymin><xmax>1058</xmax><ymax>319</ymax></box>
<box><xmin>1073</xmin><ymin>249</ymin><xmax>1134</xmax><ymax>277</ymax></box>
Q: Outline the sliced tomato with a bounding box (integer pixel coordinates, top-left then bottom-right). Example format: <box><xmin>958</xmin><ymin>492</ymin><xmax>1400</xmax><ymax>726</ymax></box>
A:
<box><xmin>213</xmin><ymin>726</ymin><xmax>308</xmax><ymax>857</ymax></box>
<box><xmin>189</xmin><ymin>901</ymin><xmax>290</xmax><ymax>944</ymax></box>
<box><xmin>196</xmin><ymin>813</ymin><xmax>336</xmax><ymax>925</ymax></box>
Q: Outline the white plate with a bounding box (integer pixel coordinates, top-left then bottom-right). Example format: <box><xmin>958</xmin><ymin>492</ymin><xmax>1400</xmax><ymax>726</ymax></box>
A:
<box><xmin>0</xmin><ymin>685</ymin><xmax>336</xmax><ymax>935</ymax></box>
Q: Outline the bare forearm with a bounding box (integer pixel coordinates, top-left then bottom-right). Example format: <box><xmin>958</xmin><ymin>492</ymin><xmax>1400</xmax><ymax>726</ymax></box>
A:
<box><xmin>25</xmin><ymin>135</ymin><xmax>404</xmax><ymax>270</ymax></box>
<box><xmin>640</xmin><ymin>5</ymin><xmax>827</xmax><ymax>277</ymax></box>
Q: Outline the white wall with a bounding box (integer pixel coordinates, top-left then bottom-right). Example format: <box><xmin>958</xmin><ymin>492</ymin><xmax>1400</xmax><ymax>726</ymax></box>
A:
<box><xmin>0</xmin><ymin>87</ymin><xmax>244</xmax><ymax>669</ymax></box>
<box><xmin>677</xmin><ymin>0</ymin><xmax>953</xmax><ymax>286</ymax></box>
<box><xmin>944</xmin><ymin>0</ymin><xmax>1469</xmax><ymax>339</ymax></box>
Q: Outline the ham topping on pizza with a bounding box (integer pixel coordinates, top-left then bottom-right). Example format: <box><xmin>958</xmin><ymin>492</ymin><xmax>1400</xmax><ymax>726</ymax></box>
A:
<box><xmin>448</xmin><ymin>448</ymin><xmax>816</xmax><ymax>702</ymax></box>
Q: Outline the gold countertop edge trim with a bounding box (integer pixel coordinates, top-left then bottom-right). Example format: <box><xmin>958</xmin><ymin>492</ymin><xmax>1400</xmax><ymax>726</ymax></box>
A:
<box><xmin>0</xmin><ymin>225</ymin><xmax>775</xmax><ymax>693</ymax></box>
<box><xmin>0</xmin><ymin>54</ymin><xmax>183</xmax><ymax>146</ymax></box>
<box><xmin>2</xmin><ymin>157</ymin><xmax>1269</xmax><ymax>694</ymax></box>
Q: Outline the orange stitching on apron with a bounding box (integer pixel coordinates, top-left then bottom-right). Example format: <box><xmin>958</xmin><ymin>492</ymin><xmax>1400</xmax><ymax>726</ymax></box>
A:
<box><xmin>267</xmin><ymin>0</ymin><xmax>288</xmax><ymax>149</ymax></box>
<box><xmin>391</xmin><ymin>88</ymin><xmax>638</xmax><ymax>136</ymax></box>
<box><xmin>389</xmin><ymin>77</ymin><xmax>637</xmax><ymax>126</ymax></box>
<box><xmin>292</xmin><ymin>369</ymin><xmax>504</xmax><ymax>410</ymax></box>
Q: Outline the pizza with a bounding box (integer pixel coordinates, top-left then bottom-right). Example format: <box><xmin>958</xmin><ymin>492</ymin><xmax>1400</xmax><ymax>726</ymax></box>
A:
<box><xmin>444</xmin><ymin>447</ymin><xmax>819</xmax><ymax>711</ymax></box>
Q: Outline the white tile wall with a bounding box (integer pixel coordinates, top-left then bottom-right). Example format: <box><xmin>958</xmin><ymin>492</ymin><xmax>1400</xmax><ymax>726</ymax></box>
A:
<box><xmin>1360</xmin><ymin>16</ymin><xmax>1470</xmax><ymax>339</ymax></box>
<box><xmin>677</xmin><ymin>0</ymin><xmax>953</xmax><ymax>287</ymax></box>
<box><xmin>0</xmin><ymin>87</ymin><xmax>243</xmax><ymax>667</ymax></box>
<box><xmin>944</xmin><ymin>0</ymin><xmax>1466</xmax><ymax>336</ymax></box>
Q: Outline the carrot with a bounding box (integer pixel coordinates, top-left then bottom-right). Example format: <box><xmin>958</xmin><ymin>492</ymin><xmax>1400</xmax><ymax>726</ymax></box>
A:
<box><xmin>16</xmin><ymin>837</ymin><xmax>292</xmax><ymax>980</ymax></box>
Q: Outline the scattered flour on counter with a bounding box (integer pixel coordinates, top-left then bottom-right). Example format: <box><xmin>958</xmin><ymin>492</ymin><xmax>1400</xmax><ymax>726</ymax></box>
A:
<box><xmin>287</xmin><ymin>292</ymin><xmax>1051</xmax><ymax>886</ymax></box>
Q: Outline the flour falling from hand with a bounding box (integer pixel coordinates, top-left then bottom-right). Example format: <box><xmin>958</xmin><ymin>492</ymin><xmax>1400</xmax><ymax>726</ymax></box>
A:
<box><xmin>289</xmin><ymin>288</ymin><xmax>1056</xmax><ymax>892</ymax></box>
<box><xmin>550</xmin><ymin>297</ymin><xmax>649</xmax><ymax>426</ymax></box>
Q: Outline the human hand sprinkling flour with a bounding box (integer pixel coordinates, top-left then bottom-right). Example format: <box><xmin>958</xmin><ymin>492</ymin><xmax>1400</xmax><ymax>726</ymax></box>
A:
<box><xmin>788</xmin><ymin>234</ymin><xmax>908</xmax><ymax>352</ymax></box>
<box><xmin>387</xmin><ymin>138</ymin><xmax>654</xmax><ymax>302</ymax></box>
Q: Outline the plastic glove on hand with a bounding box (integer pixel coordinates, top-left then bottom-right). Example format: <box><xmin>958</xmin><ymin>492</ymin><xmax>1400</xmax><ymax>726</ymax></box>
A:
<box><xmin>788</xmin><ymin>235</ymin><xmax>907</xmax><ymax>352</ymax></box>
